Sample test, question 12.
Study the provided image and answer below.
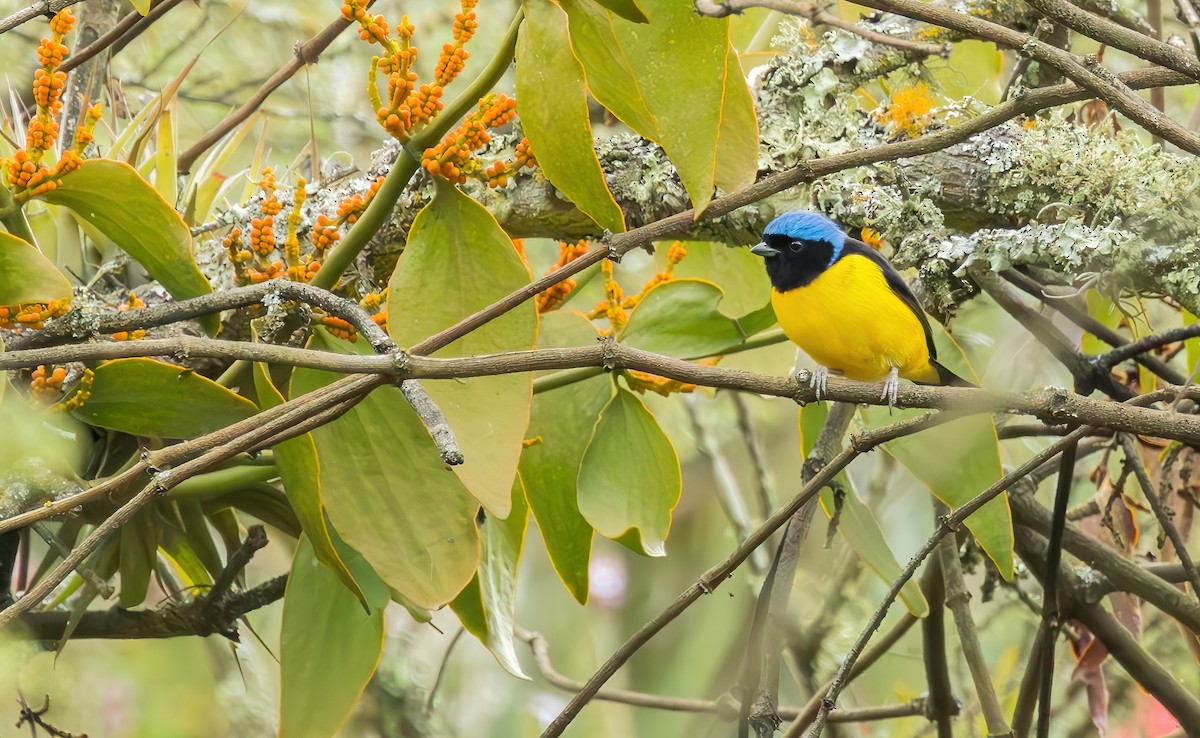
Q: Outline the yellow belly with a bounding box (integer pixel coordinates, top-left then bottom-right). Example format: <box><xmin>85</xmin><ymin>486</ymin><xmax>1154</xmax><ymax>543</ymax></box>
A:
<box><xmin>771</xmin><ymin>254</ymin><xmax>938</xmax><ymax>383</ymax></box>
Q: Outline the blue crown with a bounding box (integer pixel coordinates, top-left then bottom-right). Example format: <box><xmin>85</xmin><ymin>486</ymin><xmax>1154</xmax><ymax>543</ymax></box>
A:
<box><xmin>763</xmin><ymin>211</ymin><xmax>847</xmax><ymax>262</ymax></box>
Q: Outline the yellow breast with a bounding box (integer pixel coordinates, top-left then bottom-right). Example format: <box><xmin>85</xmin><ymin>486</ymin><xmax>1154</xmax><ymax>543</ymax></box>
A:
<box><xmin>771</xmin><ymin>254</ymin><xmax>937</xmax><ymax>383</ymax></box>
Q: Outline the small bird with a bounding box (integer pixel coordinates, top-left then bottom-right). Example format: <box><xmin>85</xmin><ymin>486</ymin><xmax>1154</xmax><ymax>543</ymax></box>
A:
<box><xmin>750</xmin><ymin>211</ymin><xmax>971</xmax><ymax>406</ymax></box>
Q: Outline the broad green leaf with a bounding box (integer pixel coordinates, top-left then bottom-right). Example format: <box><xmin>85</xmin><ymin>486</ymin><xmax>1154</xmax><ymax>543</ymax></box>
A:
<box><xmin>520</xmin><ymin>311</ymin><xmax>607</xmax><ymax>603</ymax></box>
<box><xmin>714</xmin><ymin>45</ymin><xmax>760</xmax><ymax>193</ymax></box>
<box><xmin>254</xmin><ymin>362</ymin><xmax>366</xmax><ymax>607</ymax></box>
<box><xmin>387</xmin><ymin>182</ymin><xmax>536</xmax><ymax>518</ymax></box>
<box><xmin>293</xmin><ymin>330</ymin><xmax>480</xmax><ymax>608</ymax></box>
<box><xmin>118</xmin><ymin>507</ymin><xmax>159</xmax><ymax>608</ymax></box>
<box><xmin>655</xmin><ymin>241</ymin><xmax>770</xmax><ymax>319</ymax></box>
<box><xmin>620</xmin><ymin>278</ymin><xmax>749</xmax><ymax>358</ymax></box>
<box><xmin>517</xmin><ymin>0</ymin><xmax>625</xmax><ymax>233</ymax></box>
<box><xmin>860</xmin><ymin>330</ymin><xmax>1014</xmax><ymax>579</ymax></box>
<box><xmin>799</xmin><ymin>402</ymin><xmax>928</xmax><ymax>617</ymax></box>
<box><xmin>561</xmin><ymin>0</ymin><xmax>755</xmax><ymax>212</ymax></box>
<box><xmin>594</xmin><ymin>0</ymin><xmax>648</xmax><ymax>23</ymax></box>
<box><xmin>279</xmin><ymin>535</ymin><xmax>389</xmax><ymax>738</ymax></box>
<box><xmin>77</xmin><ymin>358</ymin><xmax>257</xmax><ymax>438</ymax></box>
<box><xmin>0</xmin><ymin>231</ymin><xmax>72</xmax><ymax>306</ymax></box>
<box><xmin>578</xmin><ymin>385</ymin><xmax>681</xmax><ymax>556</ymax></box>
<box><xmin>40</xmin><ymin>160</ymin><xmax>215</xmax><ymax>332</ymax></box>
<box><xmin>561</xmin><ymin>0</ymin><xmax>658</xmax><ymax>137</ymax></box>
<box><xmin>450</xmin><ymin>475</ymin><xmax>531</xmax><ymax>679</ymax></box>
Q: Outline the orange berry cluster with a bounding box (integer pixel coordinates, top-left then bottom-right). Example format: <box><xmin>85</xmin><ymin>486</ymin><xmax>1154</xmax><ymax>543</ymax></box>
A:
<box><xmin>484</xmin><ymin>138</ymin><xmax>537</xmax><ymax>189</ymax></box>
<box><xmin>111</xmin><ymin>292</ymin><xmax>146</xmax><ymax>341</ymax></box>
<box><xmin>535</xmin><ymin>241</ymin><xmax>590</xmax><ymax>313</ymax></box>
<box><xmin>318</xmin><ymin>292</ymin><xmax>387</xmax><ymax>343</ymax></box>
<box><xmin>590</xmin><ymin>260</ymin><xmax>628</xmax><ymax>334</ymax></box>
<box><xmin>342</xmin><ymin>0</ymin><xmax>477</xmax><ymax>141</ymax></box>
<box><xmin>306</xmin><ymin>174</ymin><xmax>386</xmax><ymax>262</ymax></box>
<box><xmin>874</xmin><ymin>83</ymin><xmax>936</xmax><ymax>137</ymax></box>
<box><xmin>859</xmin><ymin>227</ymin><xmax>885</xmax><ymax>250</ymax></box>
<box><xmin>421</xmin><ymin>93</ymin><xmax>518</xmax><ymax>184</ymax></box>
<box><xmin>30</xmin><ymin>365</ymin><xmax>67</xmax><ymax>403</ymax></box>
<box><xmin>624</xmin><ymin>359</ymin><xmax>720</xmax><ymax>397</ymax></box>
<box><xmin>2</xmin><ymin>10</ymin><xmax>92</xmax><ymax>203</ymax></box>
<box><xmin>56</xmin><ymin>368</ymin><xmax>94</xmax><ymax>413</ymax></box>
<box><xmin>73</xmin><ymin>103</ymin><xmax>104</xmax><ymax>153</ymax></box>
<box><xmin>588</xmin><ymin>242</ymin><xmax>690</xmax><ymax>324</ymax></box>
<box><xmin>0</xmin><ymin>298</ymin><xmax>70</xmax><ymax>330</ymax></box>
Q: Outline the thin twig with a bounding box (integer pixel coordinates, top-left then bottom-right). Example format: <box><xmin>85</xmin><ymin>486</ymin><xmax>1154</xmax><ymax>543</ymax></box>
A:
<box><xmin>694</xmin><ymin>0</ymin><xmax>950</xmax><ymax>55</ymax></box>
<box><xmin>936</xmin><ymin>505</ymin><xmax>1013</xmax><ymax>736</ymax></box>
<box><xmin>792</xmin><ymin>426</ymin><xmax>1092</xmax><ymax>738</ymax></box>
<box><xmin>920</xmin><ymin>554</ymin><xmax>956</xmax><ymax>738</ymax></box>
<box><xmin>58</xmin><ymin>0</ymin><xmax>186</xmax><ymax>74</ymax></box>
<box><xmin>538</xmin><ymin>410</ymin><xmax>960</xmax><ymax>738</ymax></box>
<box><xmin>1119</xmin><ymin>434</ymin><xmax>1200</xmax><ymax>602</ymax></box>
<box><xmin>0</xmin><ymin>0</ymin><xmax>84</xmax><ymax>35</ymax></box>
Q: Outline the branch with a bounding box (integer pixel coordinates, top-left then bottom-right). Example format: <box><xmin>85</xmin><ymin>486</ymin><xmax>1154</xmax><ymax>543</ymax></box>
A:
<box><xmin>1119</xmin><ymin>434</ymin><xmax>1200</xmax><ymax>601</ymax></box>
<box><xmin>0</xmin><ymin>0</ymin><xmax>83</xmax><ymax>35</ymax></box>
<box><xmin>538</xmin><ymin>410</ymin><xmax>959</xmax><ymax>738</ymax></box>
<box><xmin>176</xmin><ymin>3</ymin><xmax>373</xmax><ymax>173</ymax></box>
<box><xmin>788</xmin><ymin>427</ymin><xmax>1093</xmax><ymax>738</ymax></box>
<box><xmin>920</xmin><ymin>554</ymin><xmax>957</xmax><ymax>738</ymax></box>
<box><xmin>936</xmin><ymin>511</ymin><xmax>1012</xmax><ymax>736</ymax></box>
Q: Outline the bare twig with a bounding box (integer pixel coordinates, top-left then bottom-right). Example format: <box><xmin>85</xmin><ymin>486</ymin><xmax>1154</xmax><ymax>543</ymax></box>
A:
<box><xmin>936</xmin><ymin>507</ymin><xmax>1012</xmax><ymax>736</ymax></box>
<box><xmin>694</xmin><ymin>0</ymin><xmax>950</xmax><ymax>55</ymax></box>
<box><xmin>1096</xmin><ymin>324</ymin><xmax>1200</xmax><ymax>371</ymax></box>
<box><xmin>0</xmin><ymin>0</ymin><xmax>84</xmax><ymax>35</ymax></box>
<box><xmin>792</xmin><ymin>426</ymin><xmax>1092</xmax><ymax>738</ymax></box>
<box><xmin>920</xmin><ymin>555</ymin><xmax>957</xmax><ymax>738</ymax></box>
<box><xmin>538</xmin><ymin>410</ymin><xmax>960</xmax><ymax>738</ymax></box>
<box><xmin>59</xmin><ymin>0</ymin><xmax>186</xmax><ymax>74</ymax></box>
<box><xmin>1119</xmin><ymin>434</ymin><xmax>1200</xmax><ymax>601</ymax></box>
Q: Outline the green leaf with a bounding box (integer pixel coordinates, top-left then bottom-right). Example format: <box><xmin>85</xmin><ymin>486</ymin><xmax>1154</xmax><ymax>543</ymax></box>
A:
<box><xmin>128</xmin><ymin>0</ymin><xmax>152</xmax><ymax>14</ymax></box>
<box><xmin>118</xmin><ymin>508</ymin><xmax>159</xmax><ymax>608</ymax></box>
<box><xmin>293</xmin><ymin>330</ymin><xmax>480</xmax><ymax>608</ymax></box>
<box><xmin>578</xmin><ymin>385</ymin><xmax>681</xmax><ymax>556</ymax></box>
<box><xmin>799</xmin><ymin>403</ymin><xmax>928</xmax><ymax>617</ymax></box>
<box><xmin>520</xmin><ymin>312</ymin><xmax>606</xmax><ymax>603</ymax></box>
<box><xmin>860</xmin><ymin>331</ymin><xmax>1014</xmax><ymax>579</ymax></box>
<box><xmin>593</xmin><ymin>0</ymin><xmax>648</xmax><ymax>23</ymax></box>
<box><xmin>279</xmin><ymin>534</ymin><xmax>389</xmax><ymax>738</ymax></box>
<box><xmin>254</xmin><ymin>362</ymin><xmax>366</xmax><ymax>607</ymax></box>
<box><xmin>656</xmin><ymin>242</ymin><xmax>770</xmax><ymax>320</ymax></box>
<box><xmin>620</xmin><ymin>278</ymin><xmax>749</xmax><ymax>358</ymax></box>
<box><xmin>0</xmin><ymin>231</ymin><xmax>72</xmax><ymax>306</ymax></box>
<box><xmin>39</xmin><ymin>159</ymin><xmax>215</xmax><ymax>332</ymax></box>
<box><xmin>561</xmin><ymin>0</ymin><xmax>756</xmax><ymax>212</ymax></box>
<box><xmin>517</xmin><ymin>0</ymin><xmax>625</xmax><ymax>233</ymax></box>
<box><xmin>450</xmin><ymin>475</ymin><xmax>531</xmax><ymax>679</ymax></box>
<box><xmin>77</xmin><ymin>358</ymin><xmax>257</xmax><ymax>438</ymax></box>
<box><xmin>387</xmin><ymin>182</ymin><xmax>536</xmax><ymax>518</ymax></box>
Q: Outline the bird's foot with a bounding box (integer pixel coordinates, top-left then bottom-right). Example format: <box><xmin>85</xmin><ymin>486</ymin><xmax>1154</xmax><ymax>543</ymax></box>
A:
<box><xmin>807</xmin><ymin>365</ymin><xmax>830</xmax><ymax>401</ymax></box>
<box><xmin>881</xmin><ymin>366</ymin><xmax>900</xmax><ymax>412</ymax></box>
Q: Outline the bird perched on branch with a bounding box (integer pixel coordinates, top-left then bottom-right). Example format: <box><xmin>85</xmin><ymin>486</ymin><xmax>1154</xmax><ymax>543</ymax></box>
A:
<box><xmin>750</xmin><ymin>211</ymin><xmax>971</xmax><ymax>406</ymax></box>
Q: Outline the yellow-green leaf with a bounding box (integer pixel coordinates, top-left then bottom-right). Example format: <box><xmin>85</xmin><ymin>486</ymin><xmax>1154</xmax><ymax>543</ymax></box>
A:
<box><xmin>517</xmin><ymin>0</ymin><xmax>625</xmax><ymax>233</ymax></box>
<box><xmin>799</xmin><ymin>402</ymin><xmax>928</xmax><ymax>617</ymax></box>
<box><xmin>254</xmin><ymin>362</ymin><xmax>365</xmax><ymax>607</ymax></box>
<box><xmin>39</xmin><ymin>160</ymin><xmax>214</xmax><ymax>332</ymax></box>
<box><xmin>561</xmin><ymin>0</ymin><xmax>756</xmax><ymax>212</ymax></box>
<box><xmin>292</xmin><ymin>330</ymin><xmax>480</xmax><ymax>609</ymax></box>
<box><xmin>620</xmin><ymin>278</ymin><xmax>750</xmax><ymax>358</ymax></box>
<box><xmin>656</xmin><ymin>242</ymin><xmax>770</xmax><ymax>320</ymax></box>
<box><xmin>593</xmin><ymin>0</ymin><xmax>648</xmax><ymax>23</ymax></box>
<box><xmin>715</xmin><ymin>46</ymin><xmax>760</xmax><ymax>194</ymax></box>
<box><xmin>77</xmin><ymin>358</ymin><xmax>257</xmax><ymax>438</ymax></box>
<box><xmin>860</xmin><ymin>331</ymin><xmax>1014</xmax><ymax>579</ymax></box>
<box><xmin>520</xmin><ymin>311</ymin><xmax>606</xmax><ymax>603</ymax></box>
<box><xmin>118</xmin><ymin>508</ymin><xmax>159</xmax><ymax>608</ymax></box>
<box><xmin>450</xmin><ymin>475</ymin><xmax>531</xmax><ymax>679</ymax></box>
<box><xmin>128</xmin><ymin>0</ymin><xmax>152</xmax><ymax>14</ymax></box>
<box><xmin>279</xmin><ymin>535</ymin><xmax>389</xmax><ymax>738</ymax></box>
<box><xmin>0</xmin><ymin>231</ymin><xmax>72</xmax><ymax>306</ymax></box>
<box><xmin>387</xmin><ymin>182</ymin><xmax>536</xmax><ymax>518</ymax></box>
<box><xmin>578</xmin><ymin>385</ymin><xmax>681</xmax><ymax>556</ymax></box>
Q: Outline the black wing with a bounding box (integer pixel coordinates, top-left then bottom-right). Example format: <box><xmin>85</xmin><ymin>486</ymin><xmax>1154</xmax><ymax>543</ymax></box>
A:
<box><xmin>841</xmin><ymin>238</ymin><xmax>937</xmax><ymax>361</ymax></box>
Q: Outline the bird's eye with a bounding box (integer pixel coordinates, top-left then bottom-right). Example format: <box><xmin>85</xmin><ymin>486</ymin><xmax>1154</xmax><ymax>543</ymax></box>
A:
<box><xmin>788</xmin><ymin>241</ymin><xmax>803</xmax><ymax>253</ymax></box>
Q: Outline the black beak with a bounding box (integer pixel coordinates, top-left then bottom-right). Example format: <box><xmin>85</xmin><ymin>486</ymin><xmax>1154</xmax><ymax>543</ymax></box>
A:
<box><xmin>750</xmin><ymin>242</ymin><xmax>780</xmax><ymax>258</ymax></box>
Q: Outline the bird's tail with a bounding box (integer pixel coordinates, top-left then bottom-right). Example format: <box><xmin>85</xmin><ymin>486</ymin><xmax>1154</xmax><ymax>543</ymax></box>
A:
<box><xmin>930</xmin><ymin>360</ymin><xmax>975</xmax><ymax>388</ymax></box>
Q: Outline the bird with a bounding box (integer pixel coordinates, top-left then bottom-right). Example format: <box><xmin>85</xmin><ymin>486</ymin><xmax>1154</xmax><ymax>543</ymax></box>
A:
<box><xmin>750</xmin><ymin>211</ymin><xmax>971</xmax><ymax>407</ymax></box>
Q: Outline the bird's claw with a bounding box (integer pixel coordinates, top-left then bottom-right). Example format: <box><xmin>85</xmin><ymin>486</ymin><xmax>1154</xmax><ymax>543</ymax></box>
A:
<box><xmin>880</xmin><ymin>366</ymin><xmax>900</xmax><ymax>412</ymax></box>
<box><xmin>807</xmin><ymin>365</ymin><xmax>830</xmax><ymax>401</ymax></box>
